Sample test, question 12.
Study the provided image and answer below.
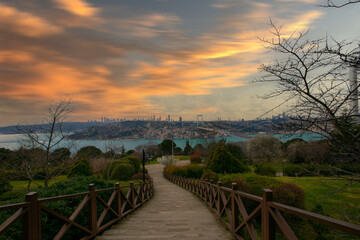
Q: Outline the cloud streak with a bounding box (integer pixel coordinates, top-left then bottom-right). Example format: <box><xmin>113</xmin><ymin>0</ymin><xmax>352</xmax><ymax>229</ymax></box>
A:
<box><xmin>54</xmin><ymin>0</ymin><xmax>98</xmax><ymax>17</ymax></box>
<box><xmin>0</xmin><ymin>3</ymin><xmax>62</xmax><ymax>37</ymax></box>
<box><xmin>0</xmin><ymin>0</ymin><xmax>328</xmax><ymax>124</ymax></box>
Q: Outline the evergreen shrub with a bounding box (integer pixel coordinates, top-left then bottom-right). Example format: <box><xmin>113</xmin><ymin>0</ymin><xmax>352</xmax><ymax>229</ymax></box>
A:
<box><xmin>131</xmin><ymin>173</ymin><xmax>151</xmax><ymax>181</ymax></box>
<box><xmin>206</xmin><ymin>146</ymin><xmax>248</xmax><ymax>174</ymax></box>
<box><xmin>0</xmin><ymin>176</ymin><xmax>114</xmax><ymax>240</ymax></box>
<box><xmin>102</xmin><ymin>159</ymin><xmax>131</xmax><ymax>179</ymax></box>
<box><xmin>68</xmin><ymin>158</ymin><xmax>92</xmax><ymax>178</ymax></box>
<box><xmin>123</xmin><ymin>156</ymin><xmax>141</xmax><ymax>173</ymax></box>
<box><xmin>163</xmin><ymin>165</ymin><xmax>188</xmax><ymax>177</ymax></box>
<box><xmin>110</xmin><ymin>163</ymin><xmax>135</xmax><ymax>181</ymax></box>
<box><xmin>185</xmin><ymin>164</ymin><xmax>204</xmax><ymax>178</ymax></box>
<box><xmin>201</xmin><ymin>169</ymin><xmax>219</xmax><ymax>182</ymax></box>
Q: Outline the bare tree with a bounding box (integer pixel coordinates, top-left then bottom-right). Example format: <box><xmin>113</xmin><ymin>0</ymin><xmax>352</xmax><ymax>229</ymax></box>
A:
<box><xmin>318</xmin><ymin>0</ymin><xmax>360</xmax><ymax>8</ymax></box>
<box><xmin>255</xmin><ymin>22</ymin><xmax>360</xmax><ymax>163</ymax></box>
<box><xmin>16</xmin><ymin>98</ymin><xmax>73</xmax><ymax>186</ymax></box>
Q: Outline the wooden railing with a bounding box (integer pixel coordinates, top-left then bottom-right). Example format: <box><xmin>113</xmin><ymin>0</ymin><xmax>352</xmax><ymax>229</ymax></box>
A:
<box><xmin>164</xmin><ymin>173</ymin><xmax>360</xmax><ymax>240</ymax></box>
<box><xmin>0</xmin><ymin>180</ymin><xmax>153</xmax><ymax>240</ymax></box>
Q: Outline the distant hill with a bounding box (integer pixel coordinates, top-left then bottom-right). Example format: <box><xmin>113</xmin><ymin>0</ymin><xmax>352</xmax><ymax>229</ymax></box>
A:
<box><xmin>68</xmin><ymin>121</ymin><xmax>199</xmax><ymax>140</ymax></box>
<box><xmin>67</xmin><ymin>119</ymin><xmax>280</xmax><ymax>140</ymax></box>
<box><xmin>0</xmin><ymin>122</ymin><xmax>106</xmax><ymax>134</ymax></box>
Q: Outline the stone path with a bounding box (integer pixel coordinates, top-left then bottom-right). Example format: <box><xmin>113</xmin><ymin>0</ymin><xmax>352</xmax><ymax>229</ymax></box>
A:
<box><xmin>95</xmin><ymin>162</ymin><xmax>233</xmax><ymax>240</ymax></box>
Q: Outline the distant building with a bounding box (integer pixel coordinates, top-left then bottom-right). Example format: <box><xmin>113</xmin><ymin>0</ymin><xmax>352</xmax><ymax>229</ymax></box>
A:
<box><xmin>168</xmin><ymin>114</ymin><xmax>171</xmax><ymax>121</ymax></box>
<box><xmin>179</xmin><ymin>116</ymin><xmax>182</xmax><ymax>122</ymax></box>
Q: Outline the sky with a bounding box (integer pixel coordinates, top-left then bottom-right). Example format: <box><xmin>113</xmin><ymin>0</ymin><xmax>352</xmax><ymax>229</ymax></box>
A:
<box><xmin>0</xmin><ymin>0</ymin><xmax>360</xmax><ymax>126</ymax></box>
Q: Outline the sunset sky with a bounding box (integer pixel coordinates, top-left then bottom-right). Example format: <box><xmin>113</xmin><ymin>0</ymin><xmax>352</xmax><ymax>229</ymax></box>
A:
<box><xmin>0</xmin><ymin>0</ymin><xmax>359</xmax><ymax>126</ymax></box>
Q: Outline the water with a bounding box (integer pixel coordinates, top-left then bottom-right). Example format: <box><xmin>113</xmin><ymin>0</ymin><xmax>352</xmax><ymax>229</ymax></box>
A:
<box><xmin>0</xmin><ymin>133</ymin><xmax>321</xmax><ymax>153</ymax></box>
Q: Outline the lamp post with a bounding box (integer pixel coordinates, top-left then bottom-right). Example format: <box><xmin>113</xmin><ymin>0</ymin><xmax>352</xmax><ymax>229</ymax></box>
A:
<box><xmin>142</xmin><ymin>149</ymin><xmax>146</xmax><ymax>182</ymax></box>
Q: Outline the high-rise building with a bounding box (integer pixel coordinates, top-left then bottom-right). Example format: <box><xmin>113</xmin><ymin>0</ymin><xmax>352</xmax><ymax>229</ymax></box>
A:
<box><xmin>168</xmin><ymin>114</ymin><xmax>171</xmax><ymax>121</ymax></box>
<box><xmin>179</xmin><ymin>116</ymin><xmax>182</xmax><ymax>122</ymax></box>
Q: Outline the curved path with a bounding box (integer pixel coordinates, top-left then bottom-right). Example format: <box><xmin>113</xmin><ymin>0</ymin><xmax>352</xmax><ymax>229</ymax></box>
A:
<box><xmin>95</xmin><ymin>163</ymin><xmax>233</xmax><ymax>240</ymax></box>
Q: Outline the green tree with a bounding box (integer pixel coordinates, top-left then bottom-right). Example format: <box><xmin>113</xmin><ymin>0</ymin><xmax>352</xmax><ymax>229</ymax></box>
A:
<box><xmin>158</xmin><ymin>139</ymin><xmax>176</xmax><ymax>155</ymax></box>
<box><xmin>183</xmin><ymin>140</ymin><xmax>193</xmax><ymax>155</ymax></box>
<box><xmin>246</xmin><ymin>136</ymin><xmax>282</xmax><ymax>162</ymax></box>
<box><xmin>75</xmin><ymin>146</ymin><xmax>102</xmax><ymax>159</ymax></box>
<box><xmin>206</xmin><ymin>146</ymin><xmax>248</xmax><ymax>174</ymax></box>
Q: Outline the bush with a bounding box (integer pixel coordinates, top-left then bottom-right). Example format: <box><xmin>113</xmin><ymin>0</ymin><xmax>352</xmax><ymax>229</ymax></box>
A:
<box><xmin>102</xmin><ymin>159</ymin><xmax>131</xmax><ymax>179</ymax></box>
<box><xmin>123</xmin><ymin>156</ymin><xmax>141</xmax><ymax>173</ymax></box>
<box><xmin>158</xmin><ymin>155</ymin><xmax>178</xmax><ymax>166</ymax></box>
<box><xmin>206</xmin><ymin>146</ymin><xmax>248</xmax><ymax>174</ymax></box>
<box><xmin>163</xmin><ymin>165</ymin><xmax>188</xmax><ymax>177</ymax></box>
<box><xmin>201</xmin><ymin>169</ymin><xmax>219</xmax><ymax>182</ymax></box>
<box><xmin>75</xmin><ymin>146</ymin><xmax>102</xmax><ymax>159</ymax></box>
<box><xmin>190</xmin><ymin>153</ymin><xmax>202</xmax><ymax>164</ymax></box>
<box><xmin>225</xmin><ymin>143</ymin><xmax>246</xmax><ymax>161</ymax></box>
<box><xmin>110</xmin><ymin>163</ymin><xmax>135</xmax><ymax>181</ymax></box>
<box><xmin>0</xmin><ymin>173</ymin><xmax>13</xmax><ymax>195</ymax></box>
<box><xmin>272</xmin><ymin>182</ymin><xmax>305</xmax><ymax>209</ymax></box>
<box><xmin>131</xmin><ymin>173</ymin><xmax>151</xmax><ymax>181</ymax></box>
<box><xmin>68</xmin><ymin>158</ymin><xmax>92</xmax><ymax>178</ymax></box>
<box><xmin>254</xmin><ymin>164</ymin><xmax>277</xmax><ymax>177</ymax></box>
<box><xmin>185</xmin><ymin>164</ymin><xmax>205</xmax><ymax>178</ymax></box>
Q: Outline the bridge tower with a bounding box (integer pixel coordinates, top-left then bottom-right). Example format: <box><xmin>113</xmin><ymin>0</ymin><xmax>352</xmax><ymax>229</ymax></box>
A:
<box><xmin>196</xmin><ymin>115</ymin><xmax>203</xmax><ymax>128</ymax></box>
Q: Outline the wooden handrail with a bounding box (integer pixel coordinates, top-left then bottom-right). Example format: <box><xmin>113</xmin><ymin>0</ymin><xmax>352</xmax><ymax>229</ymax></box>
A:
<box><xmin>0</xmin><ymin>179</ymin><xmax>153</xmax><ymax>240</ymax></box>
<box><xmin>164</xmin><ymin>173</ymin><xmax>360</xmax><ymax>240</ymax></box>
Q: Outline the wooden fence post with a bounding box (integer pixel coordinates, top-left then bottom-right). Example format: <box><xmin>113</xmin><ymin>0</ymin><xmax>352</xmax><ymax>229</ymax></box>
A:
<box><xmin>262</xmin><ymin>189</ymin><xmax>275</xmax><ymax>240</ymax></box>
<box><xmin>231</xmin><ymin>183</ymin><xmax>239</xmax><ymax>234</ymax></box>
<box><xmin>139</xmin><ymin>181</ymin><xmax>144</xmax><ymax>202</ymax></box>
<box><xmin>88</xmin><ymin>184</ymin><xmax>97</xmax><ymax>237</ymax></box>
<box><xmin>217</xmin><ymin>181</ymin><xmax>223</xmax><ymax>217</ymax></box>
<box><xmin>23</xmin><ymin>192</ymin><xmax>41</xmax><ymax>240</ymax></box>
<box><xmin>209</xmin><ymin>180</ymin><xmax>214</xmax><ymax>207</ymax></box>
<box><xmin>130</xmin><ymin>181</ymin><xmax>135</xmax><ymax>208</ymax></box>
<box><xmin>116</xmin><ymin>183</ymin><xmax>122</xmax><ymax>219</ymax></box>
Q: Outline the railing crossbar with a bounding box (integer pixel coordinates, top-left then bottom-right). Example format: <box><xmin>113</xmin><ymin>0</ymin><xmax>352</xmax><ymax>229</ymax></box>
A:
<box><xmin>165</xmin><ymin>173</ymin><xmax>360</xmax><ymax>240</ymax></box>
<box><xmin>0</xmin><ymin>180</ymin><xmax>153</xmax><ymax>240</ymax></box>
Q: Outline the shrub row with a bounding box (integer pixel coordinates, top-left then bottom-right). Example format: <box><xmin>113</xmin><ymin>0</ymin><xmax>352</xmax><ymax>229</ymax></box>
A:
<box><xmin>163</xmin><ymin>164</ymin><xmax>205</xmax><ymax>179</ymax></box>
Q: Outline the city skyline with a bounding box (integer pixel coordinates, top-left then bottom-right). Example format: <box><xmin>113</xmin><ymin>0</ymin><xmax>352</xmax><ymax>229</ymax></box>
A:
<box><xmin>1</xmin><ymin>0</ymin><xmax>360</xmax><ymax>126</ymax></box>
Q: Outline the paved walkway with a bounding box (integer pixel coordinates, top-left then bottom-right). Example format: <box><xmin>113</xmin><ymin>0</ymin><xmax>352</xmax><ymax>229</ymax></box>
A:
<box><xmin>95</xmin><ymin>163</ymin><xmax>233</xmax><ymax>240</ymax></box>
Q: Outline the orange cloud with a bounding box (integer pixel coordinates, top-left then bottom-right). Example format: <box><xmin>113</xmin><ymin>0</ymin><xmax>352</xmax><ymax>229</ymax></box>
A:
<box><xmin>0</xmin><ymin>0</ymin><xmax>329</xmax><ymax>123</ymax></box>
<box><xmin>54</xmin><ymin>0</ymin><xmax>98</xmax><ymax>17</ymax></box>
<box><xmin>0</xmin><ymin>50</ymin><xmax>34</xmax><ymax>63</ymax></box>
<box><xmin>0</xmin><ymin>3</ymin><xmax>62</xmax><ymax>37</ymax></box>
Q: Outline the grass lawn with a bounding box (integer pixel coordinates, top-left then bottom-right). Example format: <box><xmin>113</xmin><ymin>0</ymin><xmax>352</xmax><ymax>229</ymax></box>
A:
<box><xmin>176</xmin><ymin>156</ymin><xmax>190</xmax><ymax>161</ymax></box>
<box><xmin>10</xmin><ymin>175</ymin><xmax>68</xmax><ymax>191</ymax></box>
<box><xmin>147</xmin><ymin>159</ymin><xmax>159</xmax><ymax>165</ymax></box>
<box><xmin>279</xmin><ymin>176</ymin><xmax>360</xmax><ymax>224</ymax></box>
